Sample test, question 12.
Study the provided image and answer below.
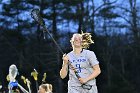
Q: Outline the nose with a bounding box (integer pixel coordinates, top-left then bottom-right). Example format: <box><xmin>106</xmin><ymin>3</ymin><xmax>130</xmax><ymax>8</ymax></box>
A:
<box><xmin>75</xmin><ymin>39</ymin><xmax>78</xmax><ymax>41</ymax></box>
<box><xmin>75</xmin><ymin>37</ymin><xmax>80</xmax><ymax>41</ymax></box>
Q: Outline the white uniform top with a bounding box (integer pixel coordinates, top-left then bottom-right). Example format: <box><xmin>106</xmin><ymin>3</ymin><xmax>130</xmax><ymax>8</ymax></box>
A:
<box><xmin>67</xmin><ymin>49</ymin><xmax>99</xmax><ymax>87</ymax></box>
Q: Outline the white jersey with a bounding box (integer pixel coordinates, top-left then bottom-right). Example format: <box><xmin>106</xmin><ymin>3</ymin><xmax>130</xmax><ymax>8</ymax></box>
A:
<box><xmin>67</xmin><ymin>49</ymin><xmax>99</xmax><ymax>87</ymax></box>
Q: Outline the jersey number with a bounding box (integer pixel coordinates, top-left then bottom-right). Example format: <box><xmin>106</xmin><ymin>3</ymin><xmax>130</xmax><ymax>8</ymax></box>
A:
<box><xmin>75</xmin><ymin>64</ymin><xmax>81</xmax><ymax>73</ymax></box>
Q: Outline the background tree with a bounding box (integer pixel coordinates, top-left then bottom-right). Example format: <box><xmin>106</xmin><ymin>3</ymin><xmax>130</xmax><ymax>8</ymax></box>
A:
<box><xmin>0</xmin><ymin>0</ymin><xmax>140</xmax><ymax>93</ymax></box>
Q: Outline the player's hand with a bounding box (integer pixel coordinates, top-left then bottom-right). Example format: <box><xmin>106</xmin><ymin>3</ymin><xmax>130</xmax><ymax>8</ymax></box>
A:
<box><xmin>79</xmin><ymin>78</ymin><xmax>88</xmax><ymax>84</ymax></box>
<box><xmin>62</xmin><ymin>54</ymin><xmax>69</xmax><ymax>65</ymax></box>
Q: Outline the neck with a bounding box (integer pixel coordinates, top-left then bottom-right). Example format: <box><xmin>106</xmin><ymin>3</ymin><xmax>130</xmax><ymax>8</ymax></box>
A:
<box><xmin>73</xmin><ymin>47</ymin><xmax>83</xmax><ymax>55</ymax></box>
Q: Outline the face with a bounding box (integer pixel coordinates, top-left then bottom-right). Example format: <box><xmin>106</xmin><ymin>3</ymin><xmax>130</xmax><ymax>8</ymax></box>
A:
<box><xmin>72</xmin><ymin>34</ymin><xmax>82</xmax><ymax>48</ymax></box>
<box><xmin>38</xmin><ymin>86</ymin><xmax>46</xmax><ymax>93</ymax></box>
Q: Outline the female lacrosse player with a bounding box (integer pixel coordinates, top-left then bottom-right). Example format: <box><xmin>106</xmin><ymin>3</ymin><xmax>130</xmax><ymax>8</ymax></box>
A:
<box><xmin>38</xmin><ymin>83</ymin><xmax>53</xmax><ymax>93</ymax></box>
<box><xmin>60</xmin><ymin>33</ymin><xmax>101</xmax><ymax>93</ymax></box>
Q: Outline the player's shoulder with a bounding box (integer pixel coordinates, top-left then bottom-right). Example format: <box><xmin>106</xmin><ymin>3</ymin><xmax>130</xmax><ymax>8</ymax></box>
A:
<box><xmin>83</xmin><ymin>49</ymin><xmax>95</xmax><ymax>54</ymax></box>
<box><xmin>67</xmin><ymin>51</ymin><xmax>73</xmax><ymax>56</ymax></box>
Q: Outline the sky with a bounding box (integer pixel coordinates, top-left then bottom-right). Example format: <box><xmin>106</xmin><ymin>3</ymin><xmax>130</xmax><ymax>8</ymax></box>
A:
<box><xmin>0</xmin><ymin>0</ymin><xmax>140</xmax><ymax>34</ymax></box>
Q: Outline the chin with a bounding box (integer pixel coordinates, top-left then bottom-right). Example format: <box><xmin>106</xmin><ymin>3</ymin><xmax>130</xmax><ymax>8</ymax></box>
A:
<box><xmin>74</xmin><ymin>45</ymin><xmax>81</xmax><ymax>48</ymax></box>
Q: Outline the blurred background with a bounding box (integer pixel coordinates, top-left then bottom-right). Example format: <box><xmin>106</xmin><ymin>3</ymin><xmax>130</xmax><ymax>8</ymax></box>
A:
<box><xmin>0</xmin><ymin>0</ymin><xmax>140</xmax><ymax>93</ymax></box>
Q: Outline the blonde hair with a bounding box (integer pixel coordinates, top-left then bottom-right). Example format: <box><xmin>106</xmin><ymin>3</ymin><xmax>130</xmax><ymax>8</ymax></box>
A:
<box><xmin>40</xmin><ymin>83</ymin><xmax>52</xmax><ymax>92</ymax></box>
<box><xmin>70</xmin><ymin>33</ymin><xmax>82</xmax><ymax>42</ymax></box>
<box><xmin>81</xmin><ymin>32</ymin><xmax>94</xmax><ymax>48</ymax></box>
<box><xmin>70</xmin><ymin>33</ymin><xmax>94</xmax><ymax>49</ymax></box>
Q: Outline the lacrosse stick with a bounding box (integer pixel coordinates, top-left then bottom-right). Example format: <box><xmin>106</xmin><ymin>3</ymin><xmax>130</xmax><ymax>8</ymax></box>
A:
<box><xmin>31</xmin><ymin>8</ymin><xmax>46</xmax><ymax>39</ymax></box>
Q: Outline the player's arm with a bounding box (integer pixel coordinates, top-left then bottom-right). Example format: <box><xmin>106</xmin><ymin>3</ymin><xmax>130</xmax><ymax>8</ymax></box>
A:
<box><xmin>86</xmin><ymin>64</ymin><xmax>101</xmax><ymax>81</ymax></box>
<box><xmin>79</xmin><ymin>64</ymin><xmax>101</xmax><ymax>84</ymax></box>
<box><xmin>60</xmin><ymin>54</ymin><xmax>69</xmax><ymax>79</ymax></box>
<box><xmin>85</xmin><ymin>51</ymin><xmax>101</xmax><ymax>82</ymax></box>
